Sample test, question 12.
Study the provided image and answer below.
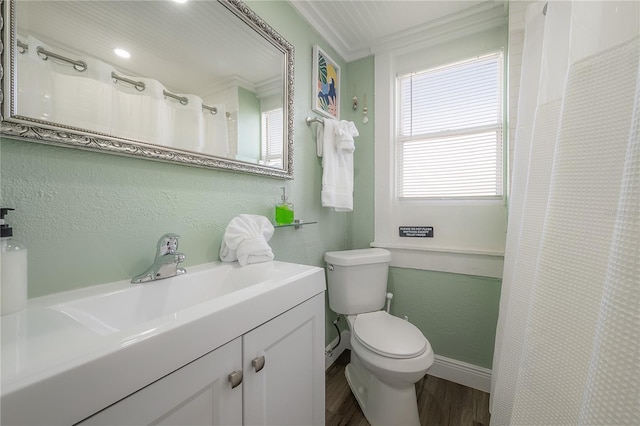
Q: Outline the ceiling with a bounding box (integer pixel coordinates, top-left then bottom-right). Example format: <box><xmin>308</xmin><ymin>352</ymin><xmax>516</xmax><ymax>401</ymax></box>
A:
<box><xmin>289</xmin><ymin>0</ymin><xmax>504</xmax><ymax>62</ymax></box>
<box><xmin>16</xmin><ymin>1</ymin><xmax>284</xmax><ymax>95</ymax></box>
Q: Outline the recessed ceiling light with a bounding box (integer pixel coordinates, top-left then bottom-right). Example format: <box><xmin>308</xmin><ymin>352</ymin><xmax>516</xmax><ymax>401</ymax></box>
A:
<box><xmin>114</xmin><ymin>48</ymin><xmax>131</xmax><ymax>59</ymax></box>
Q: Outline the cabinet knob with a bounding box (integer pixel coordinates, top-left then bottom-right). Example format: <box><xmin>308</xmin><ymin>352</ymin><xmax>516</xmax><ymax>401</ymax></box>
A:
<box><xmin>252</xmin><ymin>355</ymin><xmax>266</xmax><ymax>373</ymax></box>
<box><xmin>228</xmin><ymin>369</ymin><xmax>243</xmax><ymax>389</ymax></box>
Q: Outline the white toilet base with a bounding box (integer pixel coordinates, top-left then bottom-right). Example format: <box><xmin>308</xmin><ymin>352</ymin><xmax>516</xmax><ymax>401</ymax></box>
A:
<box><xmin>345</xmin><ymin>352</ymin><xmax>421</xmax><ymax>426</ymax></box>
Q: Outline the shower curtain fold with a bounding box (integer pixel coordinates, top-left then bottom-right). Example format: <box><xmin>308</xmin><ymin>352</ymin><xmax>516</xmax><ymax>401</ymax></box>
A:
<box><xmin>203</xmin><ymin>103</ymin><xmax>230</xmax><ymax>158</ymax></box>
<box><xmin>490</xmin><ymin>1</ymin><xmax>639</xmax><ymax>424</ymax></box>
<box><xmin>164</xmin><ymin>93</ymin><xmax>205</xmax><ymax>152</ymax></box>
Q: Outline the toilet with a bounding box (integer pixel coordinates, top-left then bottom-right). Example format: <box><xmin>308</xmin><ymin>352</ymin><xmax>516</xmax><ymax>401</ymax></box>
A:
<box><xmin>325</xmin><ymin>248</ymin><xmax>434</xmax><ymax>426</ymax></box>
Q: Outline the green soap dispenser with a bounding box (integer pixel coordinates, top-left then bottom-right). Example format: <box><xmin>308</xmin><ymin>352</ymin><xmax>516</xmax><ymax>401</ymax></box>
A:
<box><xmin>275</xmin><ymin>187</ymin><xmax>294</xmax><ymax>225</ymax></box>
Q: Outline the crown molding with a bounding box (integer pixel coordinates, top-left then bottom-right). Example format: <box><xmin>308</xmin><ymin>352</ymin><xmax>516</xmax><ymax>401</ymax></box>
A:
<box><xmin>371</xmin><ymin>2</ymin><xmax>507</xmax><ymax>57</ymax></box>
<box><xmin>256</xmin><ymin>75</ymin><xmax>282</xmax><ymax>99</ymax></box>
<box><xmin>289</xmin><ymin>1</ymin><xmax>353</xmax><ymax>62</ymax></box>
<box><xmin>290</xmin><ymin>1</ymin><xmax>507</xmax><ymax>63</ymax></box>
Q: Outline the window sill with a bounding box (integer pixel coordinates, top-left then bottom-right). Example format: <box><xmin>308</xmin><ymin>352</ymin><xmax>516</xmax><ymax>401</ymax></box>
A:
<box><xmin>370</xmin><ymin>242</ymin><xmax>504</xmax><ymax>278</ymax></box>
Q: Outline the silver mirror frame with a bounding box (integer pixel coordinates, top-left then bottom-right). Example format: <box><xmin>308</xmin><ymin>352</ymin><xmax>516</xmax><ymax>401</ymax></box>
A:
<box><xmin>0</xmin><ymin>0</ymin><xmax>295</xmax><ymax>179</ymax></box>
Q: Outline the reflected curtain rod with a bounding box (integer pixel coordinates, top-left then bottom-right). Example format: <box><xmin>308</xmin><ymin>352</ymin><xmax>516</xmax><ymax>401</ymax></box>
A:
<box><xmin>18</xmin><ymin>39</ymin><xmax>87</xmax><ymax>72</ymax></box>
<box><xmin>18</xmin><ymin>39</ymin><xmax>224</xmax><ymax>116</ymax></box>
<box><xmin>108</xmin><ymin>71</ymin><xmax>224</xmax><ymax>115</ymax></box>
<box><xmin>111</xmin><ymin>71</ymin><xmax>146</xmax><ymax>91</ymax></box>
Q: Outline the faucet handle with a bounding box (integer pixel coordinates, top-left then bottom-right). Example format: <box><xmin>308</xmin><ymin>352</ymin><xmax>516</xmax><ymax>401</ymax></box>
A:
<box><xmin>157</xmin><ymin>233</ymin><xmax>181</xmax><ymax>256</ymax></box>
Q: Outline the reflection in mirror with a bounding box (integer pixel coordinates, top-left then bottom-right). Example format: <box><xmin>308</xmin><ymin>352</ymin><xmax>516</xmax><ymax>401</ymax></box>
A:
<box><xmin>1</xmin><ymin>0</ymin><xmax>294</xmax><ymax>178</ymax></box>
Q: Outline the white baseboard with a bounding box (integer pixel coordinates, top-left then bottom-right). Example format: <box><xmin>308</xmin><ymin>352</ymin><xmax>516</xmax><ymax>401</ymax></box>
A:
<box><xmin>427</xmin><ymin>355</ymin><xmax>492</xmax><ymax>393</ymax></box>
<box><xmin>324</xmin><ymin>331</ymin><xmax>491</xmax><ymax>393</ymax></box>
<box><xmin>325</xmin><ymin>330</ymin><xmax>350</xmax><ymax>371</ymax></box>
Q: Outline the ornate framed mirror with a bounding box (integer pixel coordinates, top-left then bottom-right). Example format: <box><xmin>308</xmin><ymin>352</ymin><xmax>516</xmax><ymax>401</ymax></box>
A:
<box><xmin>0</xmin><ymin>0</ymin><xmax>294</xmax><ymax>179</ymax></box>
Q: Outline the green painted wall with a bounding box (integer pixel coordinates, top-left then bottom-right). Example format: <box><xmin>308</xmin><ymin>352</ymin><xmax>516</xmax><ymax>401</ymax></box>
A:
<box><xmin>237</xmin><ymin>86</ymin><xmax>261</xmax><ymax>161</ymax></box>
<box><xmin>0</xmin><ymin>1</ymin><xmax>347</xmax><ymax>344</ymax></box>
<box><xmin>342</xmin><ymin>56</ymin><xmax>375</xmax><ymax>250</ymax></box>
<box><xmin>388</xmin><ymin>268</ymin><xmax>501</xmax><ymax>369</ymax></box>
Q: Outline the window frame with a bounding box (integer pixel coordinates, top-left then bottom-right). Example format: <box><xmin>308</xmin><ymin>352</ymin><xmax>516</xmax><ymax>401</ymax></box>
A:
<box><xmin>260</xmin><ymin>107</ymin><xmax>284</xmax><ymax>168</ymax></box>
<box><xmin>396</xmin><ymin>51</ymin><xmax>505</xmax><ymax>201</ymax></box>
<box><xmin>372</xmin><ymin>27</ymin><xmax>508</xmax><ymax>278</ymax></box>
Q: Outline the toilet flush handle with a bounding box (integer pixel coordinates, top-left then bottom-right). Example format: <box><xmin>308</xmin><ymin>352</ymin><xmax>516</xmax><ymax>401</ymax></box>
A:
<box><xmin>327</xmin><ymin>264</ymin><xmax>334</xmax><ymax>271</ymax></box>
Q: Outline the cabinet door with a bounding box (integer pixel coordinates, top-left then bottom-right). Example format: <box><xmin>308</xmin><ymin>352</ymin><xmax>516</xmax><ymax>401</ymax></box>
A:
<box><xmin>243</xmin><ymin>293</ymin><xmax>325</xmax><ymax>426</ymax></box>
<box><xmin>78</xmin><ymin>338</ymin><xmax>242</xmax><ymax>426</ymax></box>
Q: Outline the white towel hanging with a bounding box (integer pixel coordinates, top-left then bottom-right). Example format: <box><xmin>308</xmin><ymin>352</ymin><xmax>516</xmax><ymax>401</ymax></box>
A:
<box><xmin>316</xmin><ymin>119</ymin><xmax>358</xmax><ymax>211</ymax></box>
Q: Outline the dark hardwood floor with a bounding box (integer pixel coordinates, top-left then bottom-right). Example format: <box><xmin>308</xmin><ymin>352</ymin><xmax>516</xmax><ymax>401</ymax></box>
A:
<box><xmin>325</xmin><ymin>350</ymin><xmax>491</xmax><ymax>426</ymax></box>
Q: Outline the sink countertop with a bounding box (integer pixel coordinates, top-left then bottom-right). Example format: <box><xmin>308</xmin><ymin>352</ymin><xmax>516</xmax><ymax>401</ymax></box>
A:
<box><xmin>1</xmin><ymin>260</ymin><xmax>326</xmax><ymax>426</ymax></box>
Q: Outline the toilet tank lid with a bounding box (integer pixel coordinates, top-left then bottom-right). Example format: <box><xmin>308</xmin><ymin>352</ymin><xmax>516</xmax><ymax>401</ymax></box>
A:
<box><xmin>325</xmin><ymin>248</ymin><xmax>391</xmax><ymax>266</ymax></box>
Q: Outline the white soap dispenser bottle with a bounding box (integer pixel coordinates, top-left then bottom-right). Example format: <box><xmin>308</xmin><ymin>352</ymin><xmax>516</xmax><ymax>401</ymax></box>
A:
<box><xmin>1</xmin><ymin>208</ymin><xmax>28</xmax><ymax>315</ymax></box>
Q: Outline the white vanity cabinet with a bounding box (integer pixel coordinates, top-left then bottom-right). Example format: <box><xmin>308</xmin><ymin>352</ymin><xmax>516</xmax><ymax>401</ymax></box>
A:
<box><xmin>78</xmin><ymin>337</ymin><xmax>243</xmax><ymax>426</ymax></box>
<box><xmin>2</xmin><ymin>261</ymin><xmax>326</xmax><ymax>426</ymax></box>
<box><xmin>78</xmin><ymin>293</ymin><xmax>325</xmax><ymax>426</ymax></box>
<box><xmin>243</xmin><ymin>292</ymin><xmax>325</xmax><ymax>425</ymax></box>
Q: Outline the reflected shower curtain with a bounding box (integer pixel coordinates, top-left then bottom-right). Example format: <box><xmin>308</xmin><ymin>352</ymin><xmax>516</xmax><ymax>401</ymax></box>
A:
<box><xmin>203</xmin><ymin>104</ymin><xmax>230</xmax><ymax>158</ymax></box>
<box><xmin>164</xmin><ymin>93</ymin><xmax>205</xmax><ymax>151</ymax></box>
<box><xmin>112</xmin><ymin>75</ymin><xmax>170</xmax><ymax>144</ymax></box>
<box><xmin>490</xmin><ymin>1</ymin><xmax>639</xmax><ymax>424</ymax></box>
<box><xmin>15</xmin><ymin>35</ymin><xmax>228</xmax><ymax>154</ymax></box>
<box><xmin>17</xmin><ymin>34</ymin><xmax>116</xmax><ymax>135</ymax></box>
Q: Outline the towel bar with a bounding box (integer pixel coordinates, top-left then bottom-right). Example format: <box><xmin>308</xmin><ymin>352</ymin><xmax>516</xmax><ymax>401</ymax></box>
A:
<box><xmin>274</xmin><ymin>219</ymin><xmax>318</xmax><ymax>230</ymax></box>
<box><xmin>306</xmin><ymin>117</ymin><xmax>324</xmax><ymax>126</ymax></box>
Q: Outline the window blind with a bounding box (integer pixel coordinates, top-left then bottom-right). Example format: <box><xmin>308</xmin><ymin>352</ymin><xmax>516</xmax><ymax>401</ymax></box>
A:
<box><xmin>397</xmin><ymin>52</ymin><xmax>504</xmax><ymax>199</ymax></box>
<box><xmin>261</xmin><ymin>108</ymin><xmax>283</xmax><ymax>167</ymax></box>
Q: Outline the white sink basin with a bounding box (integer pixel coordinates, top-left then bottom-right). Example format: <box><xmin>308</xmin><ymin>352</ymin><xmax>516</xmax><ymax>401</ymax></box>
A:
<box><xmin>1</xmin><ymin>260</ymin><xmax>325</xmax><ymax>425</ymax></box>
<box><xmin>50</xmin><ymin>262</ymin><xmax>310</xmax><ymax>335</ymax></box>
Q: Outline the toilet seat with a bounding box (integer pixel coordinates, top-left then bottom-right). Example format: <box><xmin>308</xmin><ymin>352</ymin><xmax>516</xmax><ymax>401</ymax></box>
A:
<box><xmin>353</xmin><ymin>311</ymin><xmax>427</xmax><ymax>359</ymax></box>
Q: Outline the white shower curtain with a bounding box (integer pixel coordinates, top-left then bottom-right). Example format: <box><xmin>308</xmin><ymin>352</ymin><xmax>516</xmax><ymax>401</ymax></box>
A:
<box><xmin>490</xmin><ymin>1</ymin><xmax>639</xmax><ymax>424</ymax></box>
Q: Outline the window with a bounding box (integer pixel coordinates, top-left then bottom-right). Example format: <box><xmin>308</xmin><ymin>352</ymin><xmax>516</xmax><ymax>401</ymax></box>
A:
<box><xmin>261</xmin><ymin>108</ymin><xmax>283</xmax><ymax>168</ymax></box>
<box><xmin>397</xmin><ymin>52</ymin><xmax>504</xmax><ymax>199</ymax></box>
<box><xmin>372</xmin><ymin>18</ymin><xmax>507</xmax><ymax>276</ymax></box>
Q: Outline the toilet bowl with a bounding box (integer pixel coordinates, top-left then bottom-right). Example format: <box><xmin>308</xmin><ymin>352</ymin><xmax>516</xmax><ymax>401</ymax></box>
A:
<box><xmin>325</xmin><ymin>248</ymin><xmax>435</xmax><ymax>426</ymax></box>
<box><xmin>344</xmin><ymin>312</ymin><xmax>434</xmax><ymax>425</ymax></box>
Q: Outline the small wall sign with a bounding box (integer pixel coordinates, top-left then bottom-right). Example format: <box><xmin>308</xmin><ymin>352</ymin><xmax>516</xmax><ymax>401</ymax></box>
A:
<box><xmin>399</xmin><ymin>226</ymin><xmax>434</xmax><ymax>238</ymax></box>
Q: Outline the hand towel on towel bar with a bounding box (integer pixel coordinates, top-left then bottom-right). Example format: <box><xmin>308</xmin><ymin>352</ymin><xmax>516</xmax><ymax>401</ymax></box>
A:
<box><xmin>219</xmin><ymin>214</ymin><xmax>274</xmax><ymax>266</ymax></box>
<box><xmin>316</xmin><ymin>119</ymin><xmax>359</xmax><ymax>211</ymax></box>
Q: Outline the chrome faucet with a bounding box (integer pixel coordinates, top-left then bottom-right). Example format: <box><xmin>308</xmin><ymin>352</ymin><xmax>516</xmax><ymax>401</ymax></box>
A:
<box><xmin>131</xmin><ymin>233</ymin><xmax>186</xmax><ymax>283</ymax></box>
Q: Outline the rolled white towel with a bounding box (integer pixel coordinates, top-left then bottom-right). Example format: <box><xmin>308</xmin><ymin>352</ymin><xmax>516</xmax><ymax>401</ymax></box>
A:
<box><xmin>236</xmin><ymin>235</ymin><xmax>273</xmax><ymax>265</ymax></box>
<box><xmin>219</xmin><ymin>239</ymin><xmax>236</xmax><ymax>263</ymax></box>
<box><xmin>220</xmin><ymin>214</ymin><xmax>275</xmax><ymax>266</ymax></box>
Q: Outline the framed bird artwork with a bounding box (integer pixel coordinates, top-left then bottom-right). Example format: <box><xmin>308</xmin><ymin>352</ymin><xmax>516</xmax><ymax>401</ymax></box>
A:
<box><xmin>312</xmin><ymin>45</ymin><xmax>340</xmax><ymax>120</ymax></box>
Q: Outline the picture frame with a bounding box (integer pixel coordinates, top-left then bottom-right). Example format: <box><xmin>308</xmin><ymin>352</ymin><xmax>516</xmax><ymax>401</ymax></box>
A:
<box><xmin>312</xmin><ymin>45</ymin><xmax>340</xmax><ymax>120</ymax></box>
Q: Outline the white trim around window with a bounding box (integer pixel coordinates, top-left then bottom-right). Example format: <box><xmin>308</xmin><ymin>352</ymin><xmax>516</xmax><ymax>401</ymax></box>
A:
<box><xmin>374</xmin><ymin>26</ymin><xmax>508</xmax><ymax>278</ymax></box>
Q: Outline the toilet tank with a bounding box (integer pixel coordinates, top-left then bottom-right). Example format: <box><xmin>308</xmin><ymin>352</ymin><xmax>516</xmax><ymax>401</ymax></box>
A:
<box><xmin>324</xmin><ymin>248</ymin><xmax>392</xmax><ymax>315</ymax></box>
